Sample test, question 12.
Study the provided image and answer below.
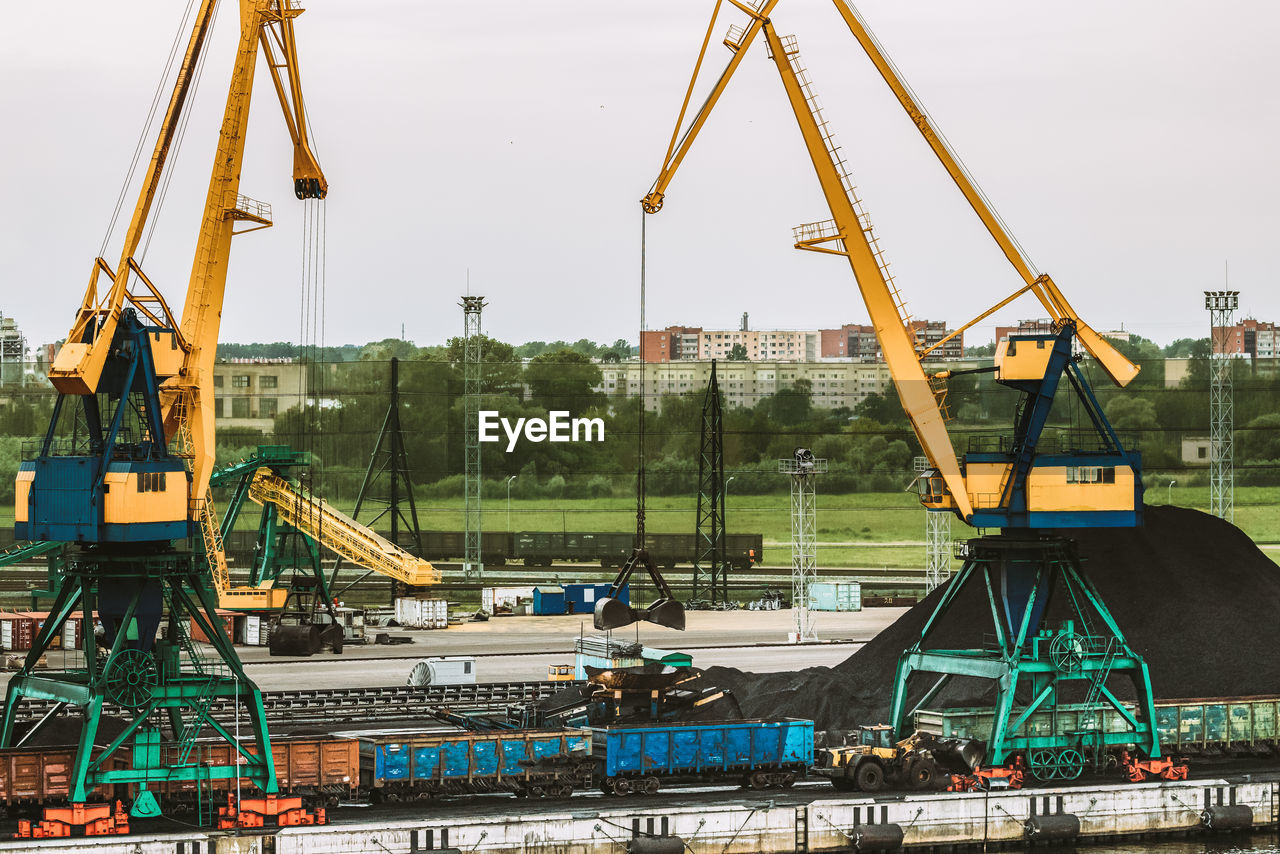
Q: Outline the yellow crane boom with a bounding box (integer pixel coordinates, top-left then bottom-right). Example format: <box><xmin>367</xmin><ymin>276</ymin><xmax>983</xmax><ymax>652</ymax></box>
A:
<box><xmin>248</xmin><ymin>471</ymin><xmax>441</xmax><ymax>588</ymax></box>
<box><xmin>644</xmin><ymin>1</ymin><xmax>1142</xmax><ymax>525</ymax></box>
<box><xmin>44</xmin><ymin>0</ymin><xmax>325</xmax><ymax>508</ymax></box>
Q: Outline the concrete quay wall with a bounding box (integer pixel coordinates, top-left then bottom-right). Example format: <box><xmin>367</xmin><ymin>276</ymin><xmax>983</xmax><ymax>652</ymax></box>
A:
<box><xmin>1</xmin><ymin>777</ymin><xmax>1276</xmax><ymax>854</ymax></box>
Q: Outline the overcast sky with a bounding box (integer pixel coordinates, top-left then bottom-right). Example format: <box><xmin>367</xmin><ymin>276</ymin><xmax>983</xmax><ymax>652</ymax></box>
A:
<box><xmin>2</xmin><ymin>1</ymin><xmax>1276</xmax><ymax>352</ymax></box>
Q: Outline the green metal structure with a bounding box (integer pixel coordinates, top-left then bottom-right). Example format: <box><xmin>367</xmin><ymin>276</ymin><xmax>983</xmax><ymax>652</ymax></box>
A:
<box><xmin>0</xmin><ymin>540</ymin><xmax>65</xmax><ymax>607</ymax></box>
<box><xmin>0</xmin><ymin>549</ymin><xmax>276</xmax><ymax>816</ymax></box>
<box><xmin>210</xmin><ymin>444</ymin><xmax>338</xmax><ymax>624</ymax></box>
<box><xmin>889</xmin><ymin>536</ymin><xmax>1160</xmax><ymax>781</ymax></box>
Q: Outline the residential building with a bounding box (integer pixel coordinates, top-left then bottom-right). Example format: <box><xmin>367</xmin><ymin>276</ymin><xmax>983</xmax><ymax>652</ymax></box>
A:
<box><xmin>596</xmin><ymin>358</ymin><xmax>993</xmax><ymax>412</ymax></box>
<box><xmin>994</xmin><ymin>319</ymin><xmax>1058</xmax><ymax>344</ymax></box>
<box><xmin>0</xmin><ymin>315</ymin><xmax>27</xmax><ymax>386</ymax></box>
<box><xmin>1181</xmin><ymin>436</ymin><xmax>1211</xmax><ymax>466</ymax></box>
<box><xmin>212</xmin><ymin>359</ymin><xmax>308</xmax><ymax>432</ymax></box>
<box><xmin>1213</xmin><ymin>318</ymin><xmax>1278</xmax><ymax>360</ymax></box>
<box><xmin>820</xmin><ymin>324</ymin><xmax>879</xmax><ymax>361</ymax></box>
<box><xmin>644</xmin><ymin>318</ymin><xmax>959</xmax><ymax>364</ymax></box>
<box><xmin>1164</xmin><ymin>357</ymin><xmax>1192</xmax><ymax>389</ymax></box>
<box><xmin>639</xmin><ymin>326</ymin><xmax>701</xmax><ymax>362</ymax></box>
<box><xmin>907</xmin><ymin>320</ymin><xmax>964</xmax><ymax>360</ymax></box>
<box><xmin>641</xmin><ymin>325</ymin><xmax>820</xmax><ymax>363</ymax></box>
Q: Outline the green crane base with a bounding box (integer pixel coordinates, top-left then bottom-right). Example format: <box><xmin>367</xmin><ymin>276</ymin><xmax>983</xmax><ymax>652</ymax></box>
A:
<box><xmin>0</xmin><ymin>547</ymin><xmax>277</xmax><ymax>813</ymax></box>
<box><xmin>889</xmin><ymin>534</ymin><xmax>1159</xmax><ymax>779</ymax></box>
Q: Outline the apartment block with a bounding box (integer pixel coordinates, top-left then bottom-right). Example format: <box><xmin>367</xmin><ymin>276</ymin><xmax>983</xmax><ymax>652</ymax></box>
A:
<box><xmin>645</xmin><ymin>319</ymin><xmax>959</xmax><ymax>364</ymax></box>
<box><xmin>1213</xmin><ymin>318</ymin><xmax>1278</xmax><ymax>359</ymax></box>
<box><xmin>599</xmin><ymin>359</ymin><xmax>908</xmax><ymax>412</ymax></box>
<box><xmin>0</xmin><ymin>315</ymin><xmax>27</xmax><ymax>386</ymax></box>
<box><xmin>212</xmin><ymin>359</ymin><xmax>308</xmax><ymax>432</ymax></box>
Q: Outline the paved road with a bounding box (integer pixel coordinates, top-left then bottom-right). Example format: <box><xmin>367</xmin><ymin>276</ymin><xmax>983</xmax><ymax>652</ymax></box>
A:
<box><xmin>0</xmin><ymin>607</ymin><xmax>905</xmax><ymax>692</ymax></box>
<box><xmin>244</xmin><ymin>642</ymin><xmax>863</xmax><ymax>690</ymax></box>
<box><xmin>234</xmin><ymin>607</ymin><xmax>901</xmax><ymax>689</ymax></box>
<box><xmin>235</xmin><ymin>606</ymin><xmax>907</xmax><ymax>663</ymax></box>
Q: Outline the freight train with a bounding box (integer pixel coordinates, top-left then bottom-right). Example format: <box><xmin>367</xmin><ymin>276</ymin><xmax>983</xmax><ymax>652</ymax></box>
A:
<box><xmin>0</xmin><ymin>719</ymin><xmax>811</xmax><ymax>813</ymax></box>
<box><xmin>217</xmin><ymin>530</ymin><xmax>764</xmax><ymax>570</ymax></box>
<box><xmin>3</xmin><ymin>695</ymin><xmax>1276</xmax><ymax>814</ymax></box>
<box><xmin>0</xmin><ymin>530</ymin><xmax>763</xmax><ymax>573</ymax></box>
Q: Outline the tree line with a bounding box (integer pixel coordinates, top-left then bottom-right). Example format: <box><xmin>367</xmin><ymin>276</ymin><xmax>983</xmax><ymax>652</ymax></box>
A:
<box><xmin>2</xmin><ymin>332</ymin><xmax>1279</xmax><ymax>507</ymax></box>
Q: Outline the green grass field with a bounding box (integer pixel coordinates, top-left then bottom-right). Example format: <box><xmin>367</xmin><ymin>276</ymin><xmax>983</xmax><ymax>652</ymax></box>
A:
<box><xmin>3</xmin><ymin>486</ymin><xmax>1277</xmax><ymax>569</ymax></box>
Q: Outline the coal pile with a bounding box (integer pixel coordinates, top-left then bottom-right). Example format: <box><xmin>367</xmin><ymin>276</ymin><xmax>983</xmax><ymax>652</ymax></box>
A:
<box><xmin>703</xmin><ymin>506</ymin><xmax>1280</xmax><ymax>733</ymax></box>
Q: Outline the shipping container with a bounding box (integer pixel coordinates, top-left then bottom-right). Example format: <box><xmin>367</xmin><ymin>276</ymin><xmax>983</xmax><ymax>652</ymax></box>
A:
<box><xmin>357</xmin><ymin>728</ymin><xmax>592</xmax><ymax>797</ymax></box>
<box><xmin>236</xmin><ymin>613</ymin><xmax>272</xmax><ymax>646</ymax></box>
<box><xmin>591</xmin><ymin>719</ymin><xmax>812</xmax><ymax>786</ymax></box>
<box><xmin>18</xmin><ymin>612</ymin><xmax>57</xmax><ymax>649</ymax></box>
<box><xmin>0</xmin><ymin>612</ymin><xmax>36</xmax><ymax>651</ymax></box>
<box><xmin>563</xmin><ymin>582</ymin><xmax>626</xmax><ymax>614</ymax></box>
<box><xmin>190</xmin><ymin>609</ymin><xmax>239</xmax><ymax>644</ymax></box>
<box><xmin>809</xmin><ymin>581</ymin><xmax>861</xmax><ymax>612</ymax></box>
<box><xmin>59</xmin><ymin>612</ymin><xmax>87</xmax><ymax>651</ymax></box>
<box><xmin>532</xmin><ymin>586</ymin><xmax>566</xmax><ymax>616</ymax></box>
<box><xmin>480</xmin><ymin>586</ymin><xmax>533</xmax><ymax>615</ymax></box>
<box><xmin>393</xmin><ymin>598</ymin><xmax>449</xmax><ymax>629</ymax></box>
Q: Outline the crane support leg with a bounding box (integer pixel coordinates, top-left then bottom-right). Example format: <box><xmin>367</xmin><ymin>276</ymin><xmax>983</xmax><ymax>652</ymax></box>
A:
<box><xmin>891</xmin><ymin>535</ymin><xmax>1158</xmax><ymax>771</ymax></box>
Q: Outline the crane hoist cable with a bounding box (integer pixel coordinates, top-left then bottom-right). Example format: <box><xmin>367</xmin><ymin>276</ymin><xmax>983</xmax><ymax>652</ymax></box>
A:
<box><xmin>142</xmin><ymin>0</ymin><xmax>223</xmax><ymax>263</ymax></box>
<box><xmin>100</xmin><ymin>0</ymin><xmax>202</xmax><ymax>259</ymax></box>
<box><xmin>590</xmin><ymin>206</ymin><xmax>686</xmax><ymax>633</ymax></box>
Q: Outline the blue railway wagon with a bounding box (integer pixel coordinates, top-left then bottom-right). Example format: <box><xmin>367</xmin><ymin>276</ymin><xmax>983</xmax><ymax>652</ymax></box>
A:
<box><xmin>591</xmin><ymin>718</ymin><xmax>813</xmax><ymax>794</ymax></box>
<box><xmin>358</xmin><ymin>728</ymin><xmax>592</xmax><ymax>799</ymax></box>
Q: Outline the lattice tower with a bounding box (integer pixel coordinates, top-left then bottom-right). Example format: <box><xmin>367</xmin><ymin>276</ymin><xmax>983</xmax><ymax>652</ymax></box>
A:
<box><xmin>779</xmin><ymin>453</ymin><xmax>827</xmax><ymax>642</ymax></box>
<box><xmin>461</xmin><ymin>296</ymin><xmax>486</xmax><ymax>578</ymax></box>
<box><xmin>1205</xmin><ymin>290</ymin><xmax>1237</xmax><ymax>522</ymax></box>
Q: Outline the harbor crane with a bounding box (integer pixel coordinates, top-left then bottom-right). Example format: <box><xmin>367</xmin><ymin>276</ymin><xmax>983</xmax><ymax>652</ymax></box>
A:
<box><xmin>644</xmin><ymin>0</ymin><xmax>1161</xmax><ymax>780</ymax></box>
<box><xmin>6</xmin><ymin>0</ymin><xmax>432</xmax><ymax>818</ymax></box>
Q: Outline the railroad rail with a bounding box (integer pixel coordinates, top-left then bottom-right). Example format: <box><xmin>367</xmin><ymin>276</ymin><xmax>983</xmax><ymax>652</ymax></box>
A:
<box><xmin>9</xmin><ymin>680</ymin><xmax>576</xmax><ymax>728</ymax></box>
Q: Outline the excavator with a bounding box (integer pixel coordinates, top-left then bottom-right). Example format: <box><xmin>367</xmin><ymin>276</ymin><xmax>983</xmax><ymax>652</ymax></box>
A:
<box><xmin>645</xmin><ymin>0</ymin><xmax>1165</xmax><ymax>783</ymax></box>
<box><xmin>6</xmin><ymin>0</ymin><xmax>430</xmax><ymax>822</ymax></box>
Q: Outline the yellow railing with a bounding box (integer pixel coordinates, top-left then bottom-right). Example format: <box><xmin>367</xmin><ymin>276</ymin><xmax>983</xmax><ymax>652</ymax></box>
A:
<box><xmin>192</xmin><ymin>493</ymin><xmax>231</xmax><ymax>593</ymax></box>
<box><xmin>249</xmin><ymin>471</ymin><xmax>440</xmax><ymax>587</ymax></box>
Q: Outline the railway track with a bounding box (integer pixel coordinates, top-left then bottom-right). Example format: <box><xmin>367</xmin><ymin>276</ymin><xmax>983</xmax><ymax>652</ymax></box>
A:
<box><xmin>9</xmin><ymin>680</ymin><xmax>576</xmax><ymax>729</ymax></box>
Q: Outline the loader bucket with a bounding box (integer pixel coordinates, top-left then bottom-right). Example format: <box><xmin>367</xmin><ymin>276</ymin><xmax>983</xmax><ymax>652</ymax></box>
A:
<box><xmin>594</xmin><ymin>597</ymin><xmax>640</xmax><ymax>631</ymax></box>
<box><xmin>933</xmin><ymin>737</ymin><xmax>986</xmax><ymax>774</ymax></box>
<box><xmin>644</xmin><ymin>597</ymin><xmax>686</xmax><ymax>631</ymax></box>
